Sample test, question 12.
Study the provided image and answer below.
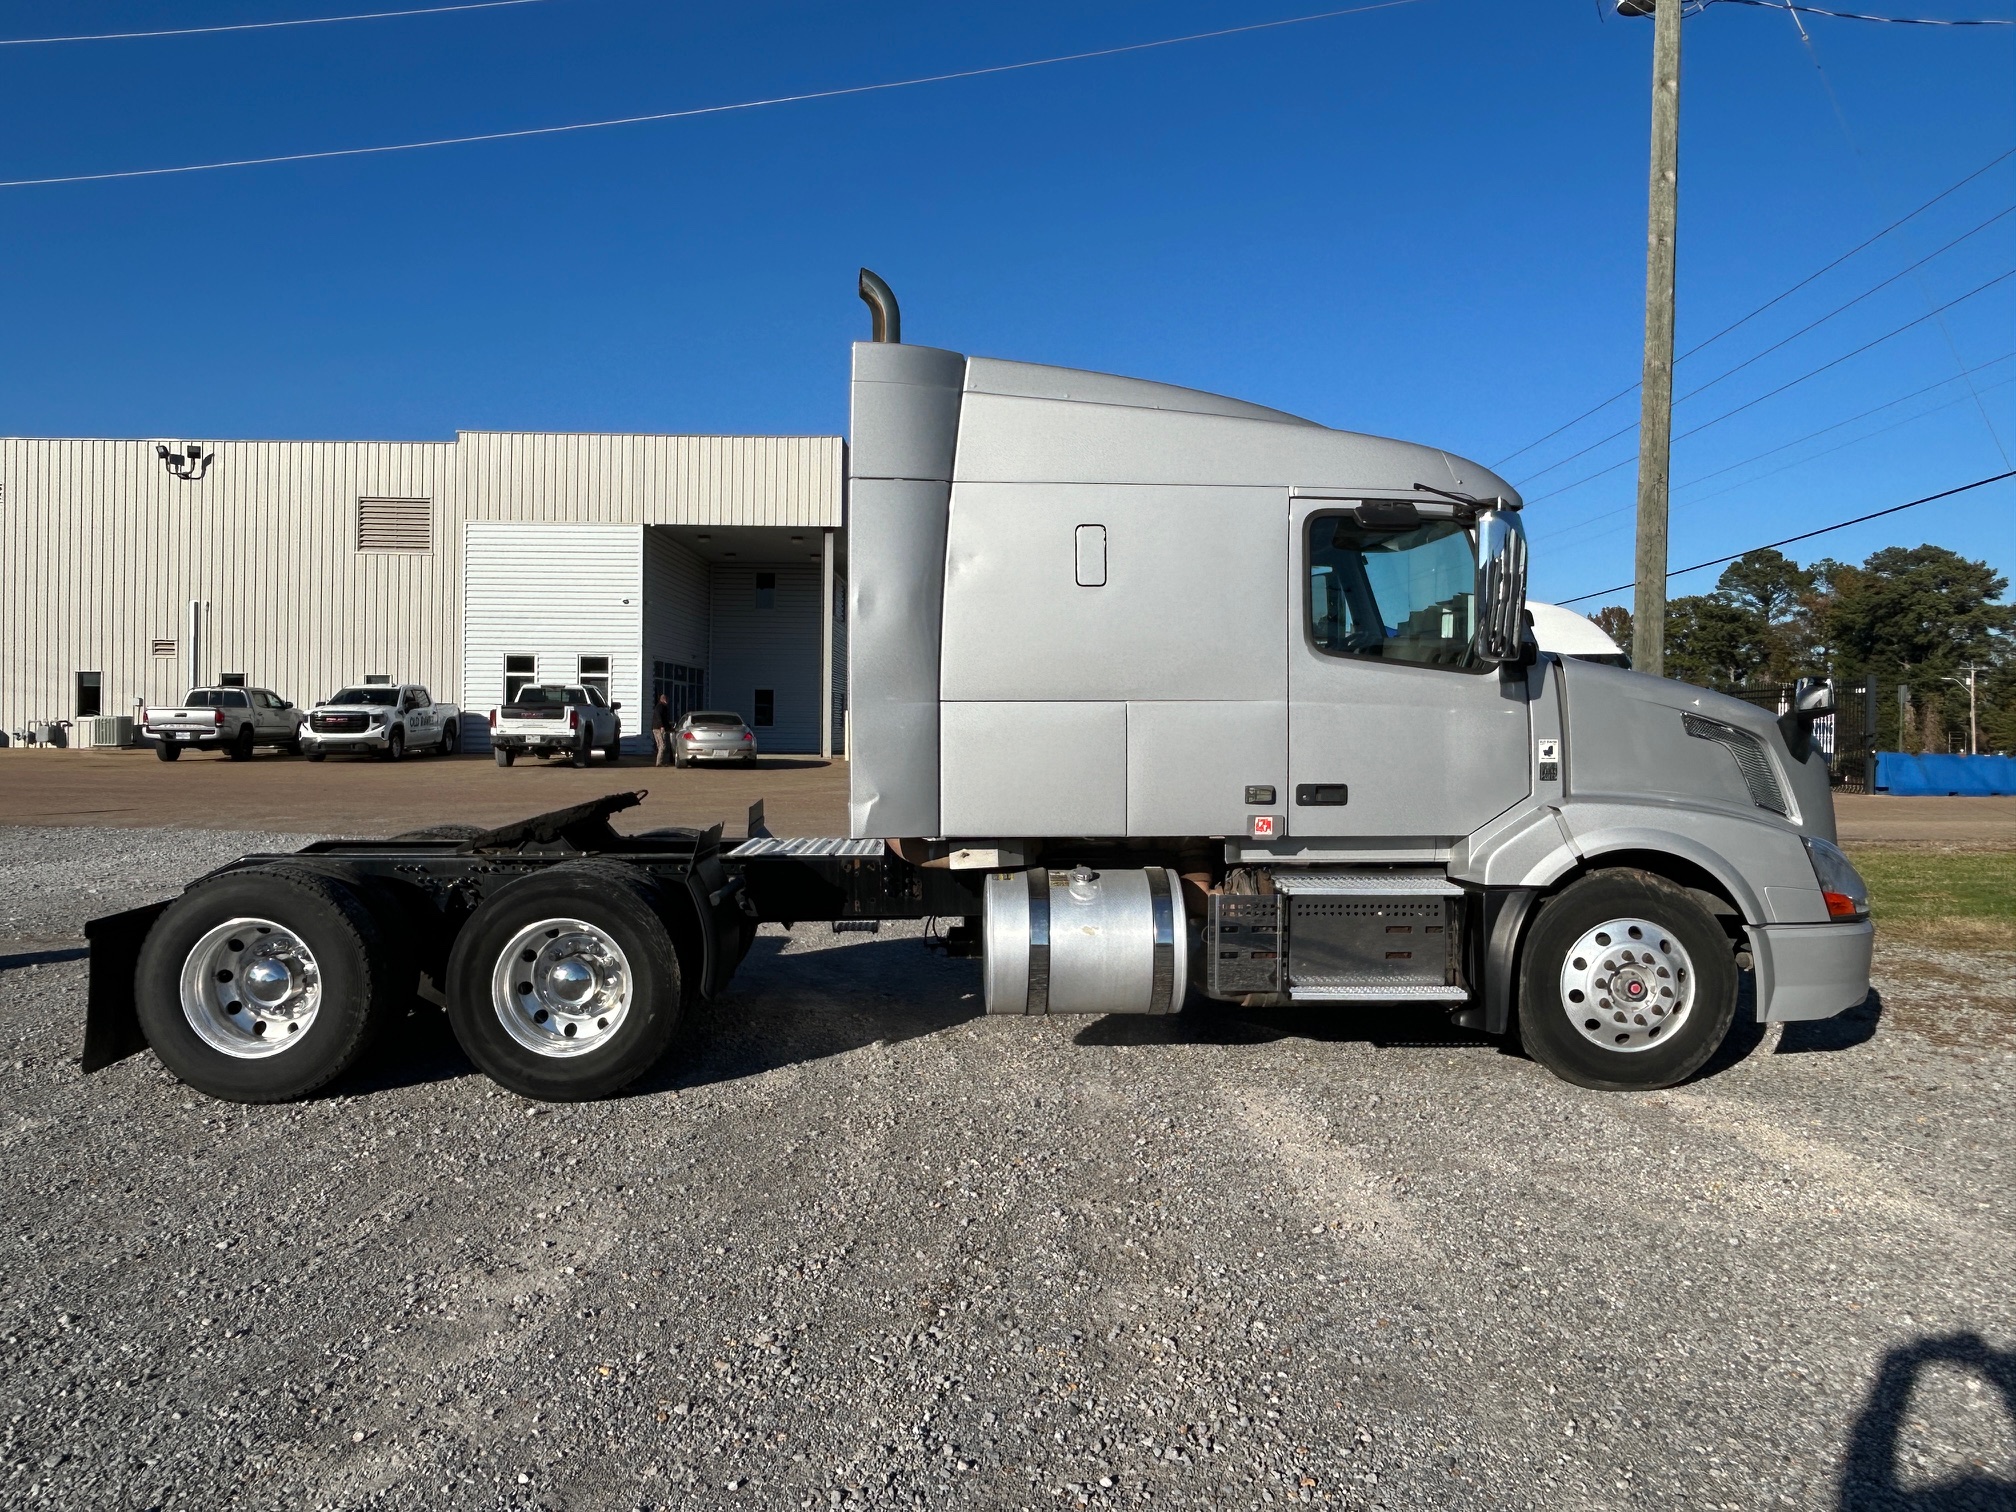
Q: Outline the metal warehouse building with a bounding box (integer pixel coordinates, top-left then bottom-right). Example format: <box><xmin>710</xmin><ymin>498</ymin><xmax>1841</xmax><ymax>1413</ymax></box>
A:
<box><xmin>0</xmin><ymin>429</ymin><xmax>847</xmax><ymax>755</ymax></box>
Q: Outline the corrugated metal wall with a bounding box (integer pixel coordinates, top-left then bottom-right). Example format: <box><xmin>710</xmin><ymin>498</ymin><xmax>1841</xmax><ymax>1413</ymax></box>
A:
<box><xmin>0</xmin><ymin>432</ymin><xmax>840</xmax><ymax>738</ymax></box>
<box><xmin>462</xmin><ymin>523</ymin><xmax>644</xmax><ymax>749</ymax></box>
<box><xmin>642</xmin><ymin>528</ymin><xmax>710</xmax><ymax>680</ymax></box>
<box><xmin>708</xmin><ymin>563</ymin><xmax>823</xmax><ymax>753</ymax></box>
<box><xmin>0</xmin><ymin>438</ymin><xmax>451</xmax><ymax>731</ymax></box>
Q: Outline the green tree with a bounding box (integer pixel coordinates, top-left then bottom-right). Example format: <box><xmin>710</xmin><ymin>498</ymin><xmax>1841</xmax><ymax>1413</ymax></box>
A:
<box><xmin>1588</xmin><ymin>604</ymin><xmax>1632</xmax><ymax>651</ymax></box>
<box><xmin>1828</xmin><ymin>545</ymin><xmax>2014</xmax><ymax>753</ymax></box>
<box><xmin>1711</xmin><ymin>548</ymin><xmax>1818</xmax><ymax>680</ymax></box>
<box><xmin>1665</xmin><ymin>594</ymin><xmax>1770</xmax><ymax>687</ymax></box>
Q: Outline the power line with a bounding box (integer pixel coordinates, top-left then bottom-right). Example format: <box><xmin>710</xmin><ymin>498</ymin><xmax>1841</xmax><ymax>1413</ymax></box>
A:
<box><xmin>0</xmin><ymin>0</ymin><xmax>565</xmax><ymax>47</ymax></box>
<box><xmin>1520</xmin><ymin>266</ymin><xmax>2014</xmax><ymax>501</ymax></box>
<box><xmin>1554</xmin><ymin>470</ymin><xmax>2016</xmax><ymax>605</ymax></box>
<box><xmin>1711</xmin><ymin>0</ymin><xmax>2015</xmax><ymax>23</ymax></box>
<box><xmin>1524</xmin><ymin>354</ymin><xmax>2016</xmax><ymax>544</ymax></box>
<box><xmin>0</xmin><ymin>0</ymin><xmax>1427</xmax><ymax>190</ymax></box>
<box><xmin>1516</xmin><ymin>216</ymin><xmax>2011</xmax><ymax>485</ymax></box>
<box><xmin>1490</xmin><ymin>147</ymin><xmax>2013</xmax><ymax>469</ymax></box>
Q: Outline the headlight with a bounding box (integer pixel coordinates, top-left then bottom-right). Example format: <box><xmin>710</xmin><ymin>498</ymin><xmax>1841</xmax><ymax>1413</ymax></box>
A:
<box><xmin>1803</xmin><ymin>837</ymin><xmax>1869</xmax><ymax>921</ymax></box>
<box><xmin>371</xmin><ymin>710</ymin><xmax>389</xmax><ymax>725</ymax></box>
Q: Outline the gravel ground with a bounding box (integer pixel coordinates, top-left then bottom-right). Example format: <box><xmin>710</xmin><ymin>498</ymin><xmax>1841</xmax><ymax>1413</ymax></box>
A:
<box><xmin>2</xmin><ymin>827</ymin><xmax>2013</xmax><ymax>1511</ymax></box>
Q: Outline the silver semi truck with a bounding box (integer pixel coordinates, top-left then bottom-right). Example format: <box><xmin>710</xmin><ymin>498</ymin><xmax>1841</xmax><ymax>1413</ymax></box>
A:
<box><xmin>82</xmin><ymin>273</ymin><xmax>1872</xmax><ymax>1105</ymax></box>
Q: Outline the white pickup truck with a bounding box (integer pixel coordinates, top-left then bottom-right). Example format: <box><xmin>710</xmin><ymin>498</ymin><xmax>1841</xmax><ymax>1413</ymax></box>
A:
<box><xmin>143</xmin><ymin>687</ymin><xmax>303</xmax><ymax>761</ymax></box>
<box><xmin>488</xmin><ymin>683</ymin><xmax>622</xmax><ymax>767</ymax></box>
<box><xmin>301</xmin><ymin>683</ymin><xmax>462</xmax><ymax>761</ymax></box>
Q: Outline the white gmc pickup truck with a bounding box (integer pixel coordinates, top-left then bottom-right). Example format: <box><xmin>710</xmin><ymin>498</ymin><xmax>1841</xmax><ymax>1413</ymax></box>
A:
<box><xmin>489</xmin><ymin>684</ymin><xmax>622</xmax><ymax>767</ymax></box>
<box><xmin>301</xmin><ymin>684</ymin><xmax>462</xmax><ymax>761</ymax></box>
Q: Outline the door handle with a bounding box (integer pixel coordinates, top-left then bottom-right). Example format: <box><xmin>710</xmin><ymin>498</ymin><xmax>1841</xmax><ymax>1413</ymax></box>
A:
<box><xmin>1295</xmin><ymin>784</ymin><xmax>1349</xmax><ymax>806</ymax></box>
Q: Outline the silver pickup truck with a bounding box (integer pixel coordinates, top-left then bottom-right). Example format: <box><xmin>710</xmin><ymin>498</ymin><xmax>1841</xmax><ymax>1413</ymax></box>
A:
<box><xmin>143</xmin><ymin>687</ymin><xmax>302</xmax><ymax>761</ymax></box>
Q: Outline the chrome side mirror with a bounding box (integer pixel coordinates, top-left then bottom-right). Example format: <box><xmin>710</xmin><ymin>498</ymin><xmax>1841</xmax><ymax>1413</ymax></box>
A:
<box><xmin>1473</xmin><ymin>507</ymin><xmax>1530</xmax><ymax>665</ymax></box>
<box><xmin>1780</xmin><ymin>677</ymin><xmax>1836</xmax><ymax>763</ymax></box>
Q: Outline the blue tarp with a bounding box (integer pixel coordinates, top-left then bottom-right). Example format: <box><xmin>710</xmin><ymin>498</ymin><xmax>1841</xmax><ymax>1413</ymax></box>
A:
<box><xmin>1872</xmin><ymin>753</ymin><xmax>2016</xmax><ymax>796</ymax></box>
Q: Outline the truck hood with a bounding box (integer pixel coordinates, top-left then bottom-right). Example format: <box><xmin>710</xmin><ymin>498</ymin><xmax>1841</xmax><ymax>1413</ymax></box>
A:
<box><xmin>1556</xmin><ymin>657</ymin><xmax>1836</xmax><ymax>842</ymax></box>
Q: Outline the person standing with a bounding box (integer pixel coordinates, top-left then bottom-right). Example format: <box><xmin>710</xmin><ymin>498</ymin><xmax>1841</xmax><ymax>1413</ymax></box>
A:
<box><xmin>652</xmin><ymin>693</ymin><xmax>675</xmax><ymax>766</ymax></box>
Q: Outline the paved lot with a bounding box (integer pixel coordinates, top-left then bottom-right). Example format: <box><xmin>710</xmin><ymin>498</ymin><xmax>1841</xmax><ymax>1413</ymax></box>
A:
<box><xmin>0</xmin><ymin>748</ymin><xmax>845</xmax><ymax>839</ymax></box>
<box><xmin>1</xmin><ymin>827</ymin><xmax>2012</xmax><ymax>1510</ymax></box>
<box><xmin>1</xmin><ymin>749</ymin><xmax>2011</xmax><ymax>846</ymax></box>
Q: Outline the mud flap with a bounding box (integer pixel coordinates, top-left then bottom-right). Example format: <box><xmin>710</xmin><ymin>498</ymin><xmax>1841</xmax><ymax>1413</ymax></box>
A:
<box><xmin>81</xmin><ymin>901</ymin><xmax>169</xmax><ymax>1073</ymax></box>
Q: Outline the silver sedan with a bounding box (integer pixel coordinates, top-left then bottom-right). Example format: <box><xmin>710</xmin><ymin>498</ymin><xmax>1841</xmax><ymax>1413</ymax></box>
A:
<box><xmin>671</xmin><ymin>711</ymin><xmax>758</xmax><ymax>768</ymax></box>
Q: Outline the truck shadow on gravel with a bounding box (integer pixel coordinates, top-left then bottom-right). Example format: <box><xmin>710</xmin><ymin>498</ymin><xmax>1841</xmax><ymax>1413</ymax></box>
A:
<box><xmin>1074</xmin><ymin>1000</ymin><xmax>1503</xmax><ymax>1054</ymax></box>
<box><xmin>630</xmin><ymin>933</ymin><xmax>984</xmax><ymax>1095</ymax></box>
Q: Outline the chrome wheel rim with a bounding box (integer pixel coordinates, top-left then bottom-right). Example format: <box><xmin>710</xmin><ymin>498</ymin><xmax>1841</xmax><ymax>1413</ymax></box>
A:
<box><xmin>1558</xmin><ymin>916</ymin><xmax>1695</xmax><ymax>1053</ymax></box>
<box><xmin>179</xmin><ymin>917</ymin><xmax>322</xmax><ymax>1058</ymax></box>
<box><xmin>490</xmin><ymin>917</ymin><xmax>633</xmax><ymax>1058</ymax></box>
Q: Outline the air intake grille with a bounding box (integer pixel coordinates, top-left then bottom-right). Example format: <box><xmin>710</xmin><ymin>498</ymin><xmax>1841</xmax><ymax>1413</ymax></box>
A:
<box><xmin>357</xmin><ymin>497</ymin><xmax>433</xmax><ymax>553</ymax></box>
<box><xmin>1683</xmin><ymin>713</ymin><xmax>1788</xmax><ymax>815</ymax></box>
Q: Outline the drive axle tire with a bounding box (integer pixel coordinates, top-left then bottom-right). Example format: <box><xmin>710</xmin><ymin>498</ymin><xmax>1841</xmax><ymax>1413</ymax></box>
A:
<box><xmin>303</xmin><ymin>750</ymin><xmax>325</xmax><ymax>762</ymax></box>
<box><xmin>1517</xmin><ymin>869</ymin><xmax>1737</xmax><ymax>1091</ymax></box>
<box><xmin>445</xmin><ymin>862</ymin><xmax>685</xmax><ymax>1102</ymax></box>
<box><xmin>155</xmin><ymin>743</ymin><xmax>181</xmax><ymax>762</ymax></box>
<box><xmin>495</xmin><ymin>747</ymin><xmax>515</xmax><ymax>767</ymax></box>
<box><xmin>134</xmin><ymin>865</ymin><xmax>397</xmax><ymax>1103</ymax></box>
<box><xmin>440</xmin><ymin>720</ymin><xmax>459</xmax><ymax>757</ymax></box>
<box><xmin>226</xmin><ymin>725</ymin><xmax>255</xmax><ymax>761</ymax></box>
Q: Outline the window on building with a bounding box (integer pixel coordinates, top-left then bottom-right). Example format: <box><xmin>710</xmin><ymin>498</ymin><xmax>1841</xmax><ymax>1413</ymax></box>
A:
<box><xmin>357</xmin><ymin>497</ymin><xmax>433</xmax><ymax>553</ymax></box>
<box><xmin>753</xmin><ymin>688</ymin><xmax>775</xmax><ymax>728</ymax></box>
<box><xmin>653</xmin><ymin>661</ymin><xmax>706</xmax><ymax>720</ymax></box>
<box><xmin>219</xmin><ymin>672</ymin><xmax>247</xmax><ymax>688</ymax></box>
<box><xmin>756</xmin><ymin>571</ymin><xmax>776</xmax><ymax>611</ymax></box>
<box><xmin>504</xmin><ymin>655</ymin><xmax>536</xmax><ymax>705</ymax></box>
<box><xmin>76</xmin><ymin>672</ymin><xmax>102</xmax><ymax>719</ymax></box>
<box><xmin>578</xmin><ymin>656</ymin><xmax>611</xmax><ymax>701</ymax></box>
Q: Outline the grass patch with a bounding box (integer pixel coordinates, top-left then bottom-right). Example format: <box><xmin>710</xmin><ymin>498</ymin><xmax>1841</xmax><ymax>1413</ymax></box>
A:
<box><xmin>1846</xmin><ymin>845</ymin><xmax>2015</xmax><ymax>950</ymax></box>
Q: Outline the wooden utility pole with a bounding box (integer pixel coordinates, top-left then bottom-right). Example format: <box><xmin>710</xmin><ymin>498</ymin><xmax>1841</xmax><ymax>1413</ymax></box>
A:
<box><xmin>1629</xmin><ymin>0</ymin><xmax>1682</xmax><ymax>677</ymax></box>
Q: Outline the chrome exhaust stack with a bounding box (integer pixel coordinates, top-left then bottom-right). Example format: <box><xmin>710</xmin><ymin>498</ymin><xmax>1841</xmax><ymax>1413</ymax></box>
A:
<box><xmin>858</xmin><ymin>268</ymin><xmax>900</xmax><ymax>343</ymax></box>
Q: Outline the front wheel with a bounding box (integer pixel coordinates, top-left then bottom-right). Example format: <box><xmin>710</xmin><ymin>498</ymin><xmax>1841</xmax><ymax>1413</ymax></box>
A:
<box><xmin>134</xmin><ymin>865</ymin><xmax>401</xmax><ymax>1102</ymax></box>
<box><xmin>444</xmin><ymin>862</ymin><xmax>685</xmax><ymax>1101</ymax></box>
<box><xmin>1517</xmin><ymin>869</ymin><xmax>1737</xmax><ymax>1091</ymax></box>
<box><xmin>604</xmin><ymin>733</ymin><xmax>622</xmax><ymax>764</ymax></box>
<box><xmin>155</xmin><ymin>743</ymin><xmax>181</xmax><ymax>762</ymax></box>
<box><xmin>303</xmin><ymin>749</ymin><xmax>325</xmax><ymax>762</ymax></box>
<box><xmin>383</xmin><ymin>726</ymin><xmax>405</xmax><ymax>762</ymax></box>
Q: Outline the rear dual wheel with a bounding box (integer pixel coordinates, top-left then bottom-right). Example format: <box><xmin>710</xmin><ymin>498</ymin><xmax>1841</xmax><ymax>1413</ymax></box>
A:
<box><xmin>445</xmin><ymin>863</ymin><xmax>685</xmax><ymax>1102</ymax></box>
<box><xmin>135</xmin><ymin>865</ymin><xmax>408</xmax><ymax>1102</ymax></box>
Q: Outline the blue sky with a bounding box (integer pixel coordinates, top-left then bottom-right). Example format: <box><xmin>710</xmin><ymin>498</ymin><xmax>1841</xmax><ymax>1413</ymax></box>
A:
<box><xmin>2</xmin><ymin>0</ymin><xmax>2010</xmax><ymax>609</ymax></box>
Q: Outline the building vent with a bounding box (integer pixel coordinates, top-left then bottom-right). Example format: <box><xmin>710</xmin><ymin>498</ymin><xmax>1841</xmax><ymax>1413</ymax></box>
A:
<box><xmin>151</xmin><ymin>638</ymin><xmax>177</xmax><ymax>657</ymax></box>
<box><xmin>357</xmin><ymin>497</ymin><xmax>433</xmax><ymax>553</ymax></box>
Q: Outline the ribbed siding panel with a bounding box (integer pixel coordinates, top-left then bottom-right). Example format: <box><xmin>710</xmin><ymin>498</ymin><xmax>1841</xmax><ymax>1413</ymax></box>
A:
<box><xmin>461</xmin><ymin>523</ymin><xmax>644</xmax><ymax>748</ymax></box>
<box><xmin>0</xmin><ymin>438</ymin><xmax>452</xmax><ymax>729</ymax></box>
<box><xmin>642</xmin><ymin>528</ymin><xmax>710</xmax><ymax>680</ymax></box>
<box><xmin>831</xmin><ymin>572</ymin><xmax>849</xmax><ymax>755</ymax></box>
<box><xmin>2</xmin><ymin>431</ymin><xmax>839</xmax><ymax>741</ymax></box>
<box><xmin>708</xmin><ymin>563</ymin><xmax>822</xmax><ymax>753</ymax></box>
<box><xmin>454</xmin><ymin>433</ymin><xmax>842</xmax><ymax>527</ymax></box>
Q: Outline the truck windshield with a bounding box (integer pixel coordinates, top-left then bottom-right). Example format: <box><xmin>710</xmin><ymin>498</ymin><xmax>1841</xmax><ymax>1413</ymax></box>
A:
<box><xmin>330</xmin><ymin>688</ymin><xmax>399</xmax><ymax>706</ymax></box>
<box><xmin>1308</xmin><ymin>514</ymin><xmax>1477</xmax><ymax>668</ymax></box>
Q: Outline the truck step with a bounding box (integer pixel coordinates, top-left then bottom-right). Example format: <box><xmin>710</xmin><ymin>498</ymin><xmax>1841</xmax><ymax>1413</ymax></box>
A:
<box><xmin>728</xmin><ymin>837</ymin><xmax>886</xmax><ymax>858</ymax></box>
<box><xmin>1271</xmin><ymin>872</ymin><xmax>1461</xmax><ymax>896</ymax></box>
<box><xmin>1286</xmin><ymin>978</ymin><xmax>1470</xmax><ymax>1002</ymax></box>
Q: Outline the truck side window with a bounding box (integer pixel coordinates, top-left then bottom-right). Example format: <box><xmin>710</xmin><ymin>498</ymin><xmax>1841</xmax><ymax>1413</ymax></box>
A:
<box><xmin>1308</xmin><ymin>513</ymin><xmax>1478</xmax><ymax>669</ymax></box>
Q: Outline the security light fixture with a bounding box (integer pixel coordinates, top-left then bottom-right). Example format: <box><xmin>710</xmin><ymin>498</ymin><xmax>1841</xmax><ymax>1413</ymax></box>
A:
<box><xmin>156</xmin><ymin>442</ymin><xmax>214</xmax><ymax>482</ymax></box>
